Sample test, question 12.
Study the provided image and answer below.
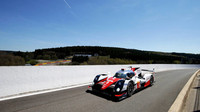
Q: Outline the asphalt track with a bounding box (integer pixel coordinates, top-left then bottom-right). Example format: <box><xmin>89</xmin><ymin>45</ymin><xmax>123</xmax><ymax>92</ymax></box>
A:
<box><xmin>0</xmin><ymin>69</ymin><xmax>197</xmax><ymax>112</ymax></box>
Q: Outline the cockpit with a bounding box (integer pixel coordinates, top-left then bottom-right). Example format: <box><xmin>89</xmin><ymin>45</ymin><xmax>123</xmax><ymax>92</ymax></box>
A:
<box><xmin>114</xmin><ymin>70</ymin><xmax>135</xmax><ymax>79</ymax></box>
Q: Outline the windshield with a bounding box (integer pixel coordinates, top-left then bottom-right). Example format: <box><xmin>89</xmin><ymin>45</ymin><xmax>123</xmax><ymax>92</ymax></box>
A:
<box><xmin>114</xmin><ymin>72</ymin><xmax>127</xmax><ymax>78</ymax></box>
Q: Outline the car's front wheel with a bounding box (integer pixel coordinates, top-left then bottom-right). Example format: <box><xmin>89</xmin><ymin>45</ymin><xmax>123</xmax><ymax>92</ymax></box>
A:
<box><xmin>150</xmin><ymin>75</ymin><xmax>154</xmax><ymax>86</ymax></box>
<box><xmin>127</xmin><ymin>82</ymin><xmax>134</xmax><ymax>97</ymax></box>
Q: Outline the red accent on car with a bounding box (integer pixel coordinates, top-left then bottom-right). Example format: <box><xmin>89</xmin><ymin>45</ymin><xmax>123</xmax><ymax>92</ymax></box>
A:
<box><xmin>96</xmin><ymin>77</ymin><xmax>108</xmax><ymax>84</ymax></box>
<box><xmin>115</xmin><ymin>92</ymin><xmax>126</xmax><ymax>97</ymax></box>
<box><xmin>131</xmin><ymin>68</ymin><xmax>136</xmax><ymax>71</ymax></box>
<box><xmin>144</xmin><ymin>80</ymin><xmax>150</xmax><ymax>87</ymax></box>
<box><xmin>101</xmin><ymin>77</ymin><xmax>120</xmax><ymax>90</ymax></box>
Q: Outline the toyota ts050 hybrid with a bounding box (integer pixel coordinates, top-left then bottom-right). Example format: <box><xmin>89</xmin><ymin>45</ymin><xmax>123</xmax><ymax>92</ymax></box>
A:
<box><xmin>89</xmin><ymin>67</ymin><xmax>155</xmax><ymax>100</ymax></box>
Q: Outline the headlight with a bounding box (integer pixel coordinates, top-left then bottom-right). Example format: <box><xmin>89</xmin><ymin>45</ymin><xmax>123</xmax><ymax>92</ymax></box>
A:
<box><xmin>116</xmin><ymin>88</ymin><xmax>120</xmax><ymax>92</ymax></box>
<box><xmin>114</xmin><ymin>80</ymin><xmax>125</xmax><ymax>92</ymax></box>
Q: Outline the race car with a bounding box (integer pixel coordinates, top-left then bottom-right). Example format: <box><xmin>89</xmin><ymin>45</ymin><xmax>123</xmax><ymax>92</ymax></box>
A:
<box><xmin>89</xmin><ymin>67</ymin><xmax>155</xmax><ymax>100</ymax></box>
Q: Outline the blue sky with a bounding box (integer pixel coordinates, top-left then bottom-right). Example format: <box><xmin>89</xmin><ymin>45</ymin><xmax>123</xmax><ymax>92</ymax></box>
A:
<box><xmin>0</xmin><ymin>0</ymin><xmax>200</xmax><ymax>53</ymax></box>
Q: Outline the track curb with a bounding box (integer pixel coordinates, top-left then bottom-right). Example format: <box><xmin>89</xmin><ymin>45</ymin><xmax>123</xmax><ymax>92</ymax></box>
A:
<box><xmin>168</xmin><ymin>69</ymin><xmax>200</xmax><ymax>112</ymax></box>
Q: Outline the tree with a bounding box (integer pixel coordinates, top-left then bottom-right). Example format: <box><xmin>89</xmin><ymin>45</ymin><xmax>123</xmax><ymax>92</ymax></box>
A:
<box><xmin>43</xmin><ymin>55</ymin><xmax>51</xmax><ymax>60</ymax></box>
<box><xmin>0</xmin><ymin>55</ymin><xmax>25</xmax><ymax>66</ymax></box>
<box><xmin>72</xmin><ymin>56</ymin><xmax>89</xmax><ymax>63</ymax></box>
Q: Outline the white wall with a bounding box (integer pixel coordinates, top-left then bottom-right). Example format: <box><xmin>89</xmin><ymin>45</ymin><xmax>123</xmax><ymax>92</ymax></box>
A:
<box><xmin>0</xmin><ymin>64</ymin><xmax>200</xmax><ymax>99</ymax></box>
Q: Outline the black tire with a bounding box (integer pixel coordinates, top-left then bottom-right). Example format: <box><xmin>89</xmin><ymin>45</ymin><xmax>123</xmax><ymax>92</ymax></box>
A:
<box><xmin>91</xmin><ymin>87</ymin><xmax>94</xmax><ymax>91</ymax></box>
<box><xmin>127</xmin><ymin>82</ymin><xmax>134</xmax><ymax>97</ymax></box>
<box><xmin>150</xmin><ymin>75</ymin><xmax>154</xmax><ymax>86</ymax></box>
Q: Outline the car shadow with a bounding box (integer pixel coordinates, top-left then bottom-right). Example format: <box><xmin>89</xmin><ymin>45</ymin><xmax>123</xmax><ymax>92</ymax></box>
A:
<box><xmin>85</xmin><ymin>87</ymin><xmax>150</xmax><ymax>102</ymax></box>
<box><xmin>86</xmin><ymin>81</ymin><xmax>156</xmax><ymax>102</ymax></box>
<box><xmin>85</xmin><ymin>89</ymin><xmax>127</xmax><ymax>102</ymax></box>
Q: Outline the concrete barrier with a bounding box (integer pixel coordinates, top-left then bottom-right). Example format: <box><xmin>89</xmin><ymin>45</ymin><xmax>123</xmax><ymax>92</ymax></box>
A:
<box><xmin>0</xmin><ymin>64</ymin><xmax>200</xmax><ymax>100</ymax></box>
<box><xmin>168</xmin><ymin>69</ymin><xmax>200</xmax><ymax>112</ymax></box>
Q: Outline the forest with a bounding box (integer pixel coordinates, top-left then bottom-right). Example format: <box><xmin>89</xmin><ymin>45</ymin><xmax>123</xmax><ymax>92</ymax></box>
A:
<box><xmin>0</xmin><ymin>46</ymin><xmax>200</xmax><ymax>66</ymax></box>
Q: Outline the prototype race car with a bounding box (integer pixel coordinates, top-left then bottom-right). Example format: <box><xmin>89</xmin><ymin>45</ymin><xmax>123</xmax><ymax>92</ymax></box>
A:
<box><xmin>89</xmin><ymin>67</ymin><xmax>155</xmax><ymax>100</ymax></box>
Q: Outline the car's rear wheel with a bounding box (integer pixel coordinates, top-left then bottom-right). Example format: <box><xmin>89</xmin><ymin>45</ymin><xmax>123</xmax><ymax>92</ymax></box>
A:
<box><xmin>127</xmin><ymin>82</ymin><xmax>134</xmax><ymax>97</ymax></box>
<box><xmin>150</xmin><ymin>75</ymin><xmax>154</xmax><ymax>86</ymax></box>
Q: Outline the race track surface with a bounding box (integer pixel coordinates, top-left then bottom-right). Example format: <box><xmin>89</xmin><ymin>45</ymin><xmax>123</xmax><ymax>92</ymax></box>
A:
<box><xmin>0</xmin><ymin>69</ymin><xmax>197</xmax><ymax>112</ymax></box>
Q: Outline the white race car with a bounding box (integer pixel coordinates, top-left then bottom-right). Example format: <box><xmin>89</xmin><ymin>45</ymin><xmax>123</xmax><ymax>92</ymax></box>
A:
<box><xmin>89</xmin><ymin>67</ymin><xmax>155</xmax><ymax>100</ymax></box>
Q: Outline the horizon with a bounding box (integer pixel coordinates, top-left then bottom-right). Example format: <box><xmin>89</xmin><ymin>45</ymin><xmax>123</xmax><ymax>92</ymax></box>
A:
<box><xmin>1</xmin><ymin>45</ymin><xmax>199</xmax><ymax>55</ymax></box>
<box><xmin>0</xmin><ymin>0</ymin><xmax>200</xmax><ymax>54</ymax></box>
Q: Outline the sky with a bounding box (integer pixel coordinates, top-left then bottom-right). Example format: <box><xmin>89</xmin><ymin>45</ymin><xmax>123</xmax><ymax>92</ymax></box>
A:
<box><xmin>0</xmin><ymin>0</ymin><xmax>200</xmax><ymax>53</ymax></box>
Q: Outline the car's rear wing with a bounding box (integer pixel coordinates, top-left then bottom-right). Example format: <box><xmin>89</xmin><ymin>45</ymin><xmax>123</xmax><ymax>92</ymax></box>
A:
<box><xmin>141</xmin><ymin>68</ymin><xmax>155</xmax><ymax>72</ymax></box>
<box><xmin>128</xmin><ymin>66</ymin><xmax>155</xmax><ymax>74</ymax></box>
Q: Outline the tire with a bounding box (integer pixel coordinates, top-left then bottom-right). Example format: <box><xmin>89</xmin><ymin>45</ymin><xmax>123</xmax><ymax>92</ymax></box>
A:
<box><xmin>91</xmin><ymin>87</ymin><xmax>94</xmax><ymax>91</ymax></box>
<box><xmin>127</xmin><ymin>82</ymin><xmax>134</xmax><ymax>97</ymax></box>
<box><xmin>150</xmin><ymin>75</ymin><xmax>154</xmax><ymax>86</ymax></box>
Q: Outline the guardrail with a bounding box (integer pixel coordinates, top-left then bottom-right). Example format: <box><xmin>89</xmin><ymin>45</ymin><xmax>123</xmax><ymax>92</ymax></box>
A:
<box><xmin>0</xmin><ymin>64</ymin><xmax>200</xmax><ymax>100</ymax></box>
